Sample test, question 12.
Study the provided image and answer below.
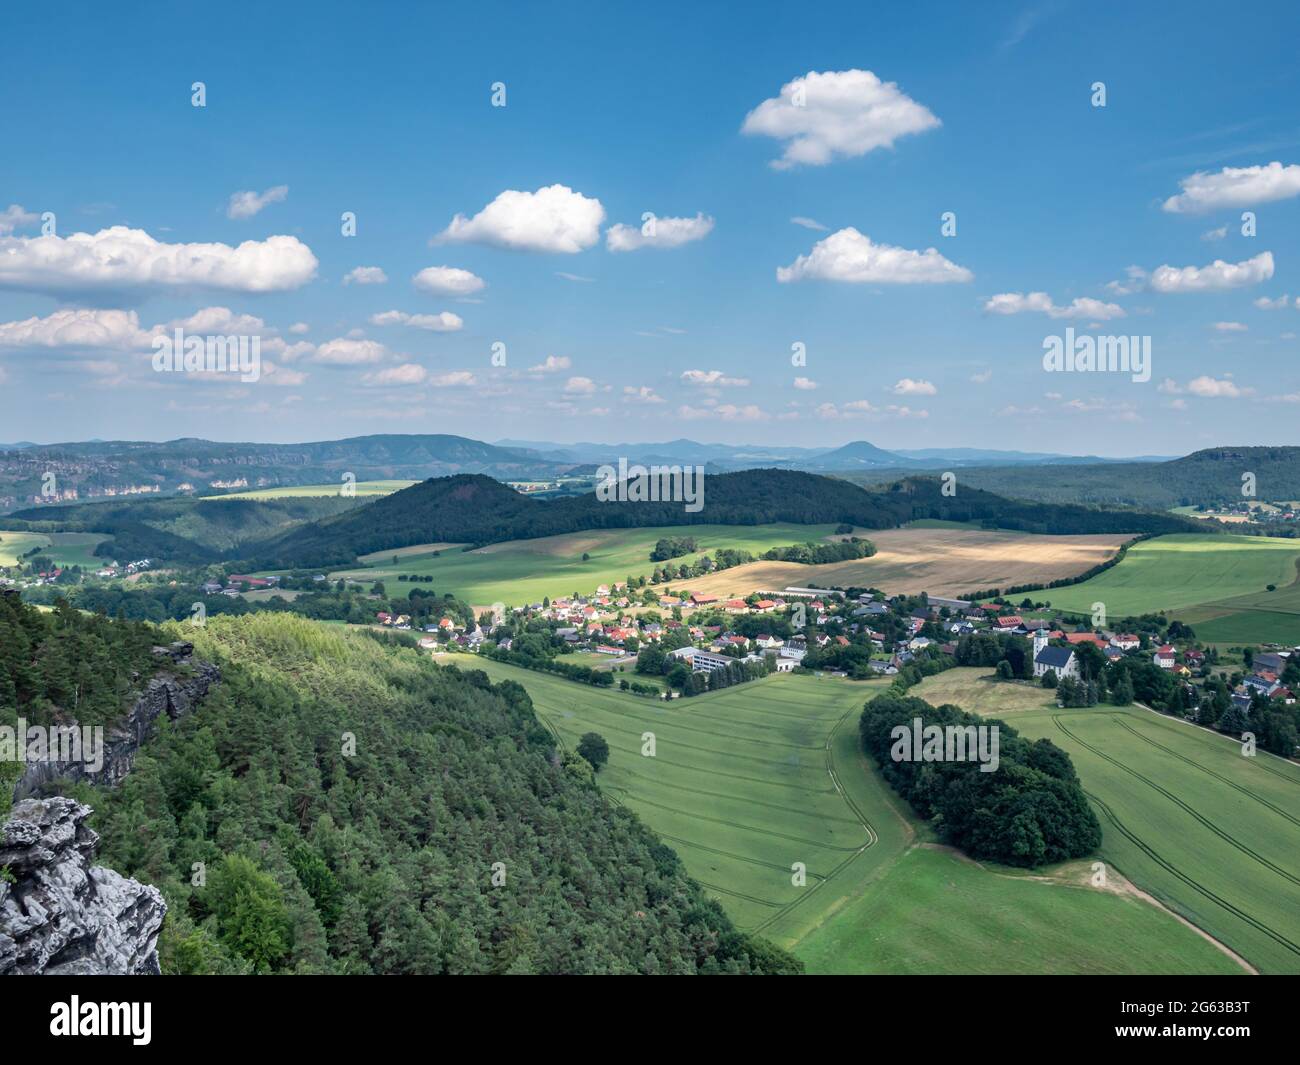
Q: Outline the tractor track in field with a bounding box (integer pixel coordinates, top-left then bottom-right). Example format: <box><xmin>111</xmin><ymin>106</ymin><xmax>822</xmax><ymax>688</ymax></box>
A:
<box><xmin>611</xmin><ymin>765</ymin><xmax>861</xmax><ymax>824</ymax></box>
<box><xmin>603</xmin><ymin>786</ymin><xmax>865</xmax><ymax>852</ymax></box>
<box><xmin>545</xmin><ymin>697</ymin><xmax>824</xmax><ymax>751</ymax></box>
<box><xmin>1109</xmin><ymin>716</ymin><xmax>1300</xmax><ymax>829</ymax></box>
<box><xmin>1136</xmin><ymin>709</ymin><xmax>1300</xmax><ymax>790</ymax></box>
<box><xmin>547</xmin><ymin>713</ymin><xmax>821</xmax><ymax>771</ymax></box>
<box><xmin>1053</xmin><ymin>716</ymin><xmax>1300</xmax><ymax>889</ymax></box>
<box><xmin>606</xmin><ymin>757</ymin><xmax>836</xmax><ymax>796</ymax></box>
<box><xmin>659</xmin><ymin>834</ymin><xmax>829</xmax><ymax>880</ymax></box>
<box><xmin>1085</xmin><ymin>790</ymin><xmax>1300</xmax><ymax>961</ymax></box>
<box><xmin>752</xmin><ymin>700</ymin><xmax>882</xmax><ymax>935</ymax></box>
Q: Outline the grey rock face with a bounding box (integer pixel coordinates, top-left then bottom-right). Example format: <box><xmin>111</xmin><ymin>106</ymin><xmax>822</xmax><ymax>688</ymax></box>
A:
<box><xmin>13</xmin><ymin>641</ymin><xmax>220</xmax><ymax>800</ymax></box>
<box><xmin>0</xmin><ymin>797</ymin><xmax>166</xmax><ymax>975</ymax></box>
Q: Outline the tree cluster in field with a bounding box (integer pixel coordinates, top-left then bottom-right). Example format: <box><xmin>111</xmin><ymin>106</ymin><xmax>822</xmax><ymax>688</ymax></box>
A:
<box><xmin>64</xmin><ymin>611</ymin><xmax>801</xmax><ymax>975</ymax></box>
<box><xmin>859</xmin><ymin>693</ymin><xmax>1102</xmax><ymax>867</ymax></box>
<box><xmin>649</xmin><ymin>536</ymin><xmax>698</xmax><ymax>562</ymax></box>
<box><xmin>758</xmin><ymin>538</ymin><xmax>876</xmax><ymax>564</ymax></box>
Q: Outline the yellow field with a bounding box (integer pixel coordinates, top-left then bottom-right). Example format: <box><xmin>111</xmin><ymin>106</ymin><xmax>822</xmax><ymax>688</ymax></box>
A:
<box><xmin>672</xmin><ymin>527</ymin><xmax>1133</xmax><ymax>600</ymax></box>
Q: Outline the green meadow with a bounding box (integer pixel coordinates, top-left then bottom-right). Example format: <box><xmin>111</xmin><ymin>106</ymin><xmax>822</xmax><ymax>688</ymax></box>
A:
<box><xmin>333</xmin><ymin>523</ymin><xmax>845</xmax><ymax>606</ymax></box>
<box><xmin>911</xmin><ymin>667</ymin><xmax>1300</xmax><ymax>974</ymax></box>
<box><xmin>0</xmin><ymin>530</ymin><xmax>108</xmax><ymax>568</ymax></box>
<box><xmin>1045</xmin><ymin>533</ymin><xmax>1300</xmax><ymax>642</ymax></box>
<box><xmin>463</xmin><ymin>657</ymin><xmax>1243</xmax><ymax>973</ymax></box>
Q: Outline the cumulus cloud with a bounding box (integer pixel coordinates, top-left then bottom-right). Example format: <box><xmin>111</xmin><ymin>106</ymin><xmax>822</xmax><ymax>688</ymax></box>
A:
<box><xmin>369</xmin><ymin>309</ymin><xmax>463</xmax><ymax>332</ymax></box>
<box><xmin>430</xmin><ymin>370</ymin><xmax>476</xmax><ymax>387</ymax></box>
<box><xmin>412</xmin><ymin>265</ymin><xmax>485</xmax><ymax>296</ymax></box>
<box><xmin>528</xmin><ymin>355</ymin><xmax>571</xmax><ymax>373</ymax></box>
<box><xmin>261</xmin><ymin>360</ymin><xmax>308</xmax><ymax>387</ymax></box>
<box><xmin>680</xmin><ymin>368</ymin><xmax>750</xmax><ymax>388</ymax></box>
<box><xmin>362</xmin><ymin>363</ymin><xmax>427</xmax><ymax>387</ymax></box>
<box><xmin>0</xmin><ymin>308</ymin><xmax>148</xmax><ymax>350</ymax></box>
<box><xmin>435</xmin><ymin>184</ymin><xmax>604</xmax><ymax>253</ymax></box>
<box><xmin>1162</xmin><ymin>162</ymin><xmax>1300</xmax><ymax>214</ymax></box>
<box><xmin>741</xmin><ymin>69</ymin><xmax>940</xmax><ymax>169</ymax></box>
<box><xmin>288</xmin><ymin>322</ymin><xmax>310</xmax><ymax>334</ymax></box>
<box><xmin>564</xmin><ymin>376</ymin><xmax>597</xmax><ymax>394</ymax></box>
<box><xmin>0</xmin><ymin>204</ymin><xmax>38</xmax><ymax>236</ymax></box>
<box><xmin>0</xmin><ymin>227</ymin><xmax>318</xmax><ymax>295</ymax></box>
<box><xmin>777</xmin><ymin>228</ymin><xmax>971</xmax><ymax>284</ymax></box>
<box><xmin>1162</xmin><ymin>375</ymin><xmax>1253</xmax><ymax>398</ymax></box>
<box><xmin>312</xmin><ymin>337</ymin><xmax>388</xmax><ymax>365</ymax></box>
<box><xmin>890</xmin><ymin>378</ymin><xmax>937</xmax><ymax>395</ymax></box>
<box><xmin>1149</xmin><ymin>251</ymin><xmax>1274</xmax><ymax>292</ymax></box>
<box><xmin>984</xmin><ymin>292</ymin><xmax>1126</xmax><ymax>319</ymax></box>
<box><xmin>623</xmin><ymin>385</ymin><xmax>664</xmax><ymax>404</ymax></box>
<box><xmin>971</xmin><ymin>369</ymin><xmax>993</xmax><ymax>384</ymax></box>
<box><xmin>343</xmin><ymin>266</ymin><xmax>388</xmax><ymax>285</ymax></box>
<box><xmin>226</xmin><ymin>185</ymin><xmax>289</xmax><ymax>220</ymax></box>
<box><xmin>793</xmin><ymin>376</ymin><xmax>818</xmax><ymax>390</ymax></box>
<box><xmin>605</xmin><ymin>213</ymin><xmax>714</xmax><ymax>252</ymax></box>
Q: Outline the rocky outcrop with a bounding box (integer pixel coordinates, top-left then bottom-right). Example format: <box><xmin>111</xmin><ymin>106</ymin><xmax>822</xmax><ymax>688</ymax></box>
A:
<box><xmin>0</xmin><ymin>797</ymin><xmax>166</xmax><ymax>975</ymax></box>
<box><xmin>13</xmin><ymin>641</ymin><xmax>220</xmax><ymax>801</ymax></box>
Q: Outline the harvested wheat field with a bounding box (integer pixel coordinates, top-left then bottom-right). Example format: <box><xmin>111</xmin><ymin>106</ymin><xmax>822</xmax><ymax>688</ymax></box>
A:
<box><xmin>674</xmin><ymin>527</ymin><xmax>1134</xmax><ymax>600</ymax></box>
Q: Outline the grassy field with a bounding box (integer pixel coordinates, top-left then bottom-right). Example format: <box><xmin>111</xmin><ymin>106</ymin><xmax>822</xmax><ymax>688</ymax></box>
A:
<box><xmin>674</xmin><ymin>527</ymin><xmax>1132</xmax><ymax>602</ymax></box>
<box><xmin>0</xmin><ymin>530</ymin><xmax>108</xmax><ymax>568</ymax></box>
<box><xmin>332</xmin><ymin>523</ymin><xmax>847</xmax><ymax>607</ymax></box>
<box><xmin>911</xmin><ymin>667</ymin><xmax>1300</xmax><ymax>974</ymax></box>
<box><xmin>209</xmin><ymin>480</ymin><xmax>416</xmax><ymax>500</ymax></box>
<box><xmin>460</xmin><ymin>656</ymin><xmax>1243</xmax><ymax>973</ymax></box>
<box><xmin>1044</xmin><ymin>533</ymin><xmax>1300</xmax><ymax>644</ymax></box>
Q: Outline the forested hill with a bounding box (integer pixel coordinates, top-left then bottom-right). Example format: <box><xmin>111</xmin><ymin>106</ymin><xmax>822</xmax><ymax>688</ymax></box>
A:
<box><xmin>252</xmin><ymin>469</ymin><xmax>1203</xmax><ymax>569</ymax></box>
<box><xmin>38</xmin><ymin>609</ymin><xmax>800</xmax><ymax>974</ymax></box>
<box><xmin>839</xmin><ymin>446</ymin><xmax>1300</xmax><ymax>509</ymax></box>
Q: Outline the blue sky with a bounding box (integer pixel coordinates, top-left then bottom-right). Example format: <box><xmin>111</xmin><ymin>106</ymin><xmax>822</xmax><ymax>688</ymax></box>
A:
<box><xmin>1</xmin><ymin>0</ymin><xmax>1298</xmax><ymax>455</ymax></box>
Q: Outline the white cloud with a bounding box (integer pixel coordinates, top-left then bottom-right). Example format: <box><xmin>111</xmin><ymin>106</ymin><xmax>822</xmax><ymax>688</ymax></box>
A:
<box><xmin>1149</xmin><ymin>252</ymin><xmax>1273</xmax><ymax>292</ymax></box>
<box><xmin>556</xmin><ymin>271</ymin><xmax>594</xmax><ymax>282</ymax></box>
<box><xmin>369</xmin><ymin>309</ymin><xmax>463</xmax><ymax>332</ymax></box>
<box><xmin>312</xmin><ymin>338</ymin><xmax>388</xmax><ymax>365</ymax></box>
<box><xmin>777</xmin><ymin>227</ymin><xmax>971</xmax><ymax>284</ymax></box>
<box><xmin>791</xmin><ymin>216</ymin><xmax>828</xmax><ymax>231</ymax></box>
<box><xmin>890</xmin><ymin>378</ymin><xmax>937</xmax><ymax>395</ymax></box>
<box><xmin>1201</xmin><ymin>226</ymin><xmax>1228</xmax><ymax>242</ymax></box>
<box><xmin>606</xmin><ymin>213</ymin><xmax>714</xmax><ymax>252</ymax></box>
<box><xmin>1105</xmin><ymin>266</ymin><xmax>1148</xmax><ymax>296</ymax></box>
<box><xmin>1211</xmin><ymin>321</ymin><xmax>1247</xmax><ymax>332</ymax></box>
<box><xmin>971</xmin><ymin>369</ymin><xmax>992</xmax><ymax>384</ymax></box>
<box><xmin>529</xmin><ymin>355</ymin><xmax>571</xmax><ymax>373</ymax></box>
<box><xmin>793</xmin><ymin>376</ymin><xmax>818</xmax><ymax>390</ymax></box>
<box><xmin>435</xmin><ymin>184</ymin><xmax>604</xmax><ymax>253</ymax></box>
<box><xmin>564</xmin><ymin>375</ymin><xmax>597</xmax><ymax>394</ymax></box>
<box><xmin>261</xmin><ymin>360</ymin><xmax>307</xmax><ymax>387</ymax></box>
<box><xmin>623</xmin><ymin>385</ymin><xmax>664</xmax><ymax>404</ymax></box>
<box><xmin>226</xmin><ymin>185</ymin><xmax>289</xmax><ymax>220</ymax></box>
<box><xmin>1162</xmin><ymin>162</ymin><xmax>1300</xmax><ymax>214</ymax></box>
<box><xmin>677</xmin><ymin>403</ymin><xmax>768</xmax><ymax>421</ymax></box>
<box><xmin>680</xmin><ymin>369</ymin><xmax>750</xmax><ymax>387</ymax></box>
<box><xmin>429</xmin><ymin>370</ymin><xmax>476</xmax><ymax>387</ymax></box>
<box><xmin>1166</xmin><ymin>375</ymin><xmax>1254</xmax><ymax>398</ymax></box>
<box><xmin>0</xmin><ymin>227</ymin><xmax>318</xmax><ymax>295</ymax></box>
<box><xmin>885</xmin><ymin>405</ymin><xmax>928</xmax><ymax>418</ymax></box>
<box><xmin>412</xmin><ymin>265</ymin><xmax>485</xmax><ymax>296</ymax></box>
<box><xmin>0</xmin><ymin>308</ymin><xmax>148</xmax><ymax>350</ymax></box>
<box><xmin>984</xmin><ymin>292</ymin><xmax>1126</xmax><ymax>319</ymax></box>
<box><xmin>362</xmin><ymin>363</ymin><xmax>427</xmax><ymax>387</ymax></box>
<box><xmin>0</xmin><ymin>204</ymin><xmax>38</xmax><ymax>236</ymax></box>
<box><xmin>1254</xmin><ymin>294</ymin><xmax>1296</xmax><ymax>310</ymax></box>
<box><xmin>289</xmin><ymin>321</ymin><xmax>310</xmax><ymax>334</ymax></box>
<box><xmin>741</xmin><ymin>69</ymin><xmax>940</xmax><ymax>169</ymax></box>
<box><xmin>343</xmin><ymin>266</ymin><xmax>388</xmax><ymax>285</ymax></box>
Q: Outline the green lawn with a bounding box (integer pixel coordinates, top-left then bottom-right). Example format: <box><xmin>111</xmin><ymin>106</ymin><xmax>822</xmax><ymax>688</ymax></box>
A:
<box><xmin>1045</xmin><ymin>533</ymin><xmax>1300</xmax><ymax>632</ymax></box>
<box><xmin>911</xmin><ymin>668</ymin><xmax>1300</xmax><ymax>974</ymax></box>
<box><xmin>463</xmin><ymin>657</ymin><xmax>1244</xmax><ymax>973</ymax></box>
<box><xmin>207</xmin><ymin>480</ymin><xmax>415</xmax><ymax>500</ymax></box>
<box><xmin>0</xmin><ymin>530</ymin><xmax>108</xmax><ymax>568</ymax></box>
<box><xmin>332</xmin><ymin>523</ymin><xmax>847</xmax><ymax>606</ymax></box>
